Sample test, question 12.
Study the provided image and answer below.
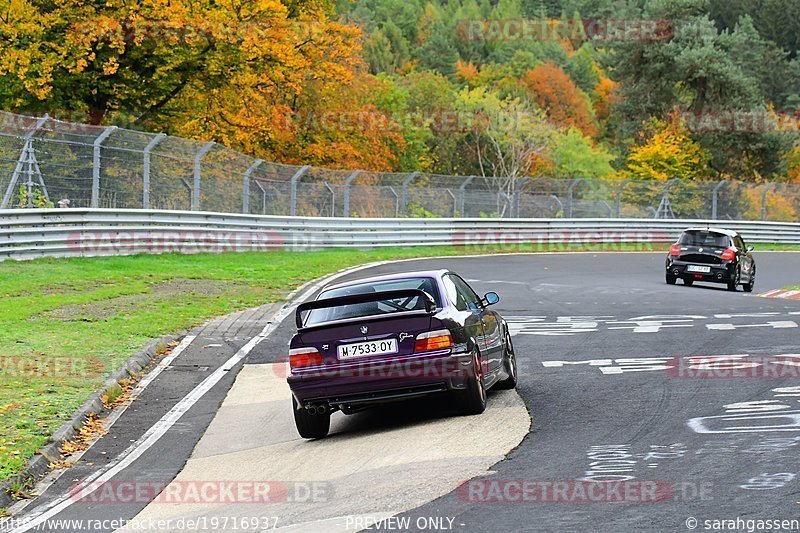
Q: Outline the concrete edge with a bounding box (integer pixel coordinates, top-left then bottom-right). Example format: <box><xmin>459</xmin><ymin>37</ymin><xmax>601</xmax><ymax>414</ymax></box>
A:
<box><xmin>0</xmin><ymin>334</ymin><xmax>184</xmax><ymax>509</ymax></box>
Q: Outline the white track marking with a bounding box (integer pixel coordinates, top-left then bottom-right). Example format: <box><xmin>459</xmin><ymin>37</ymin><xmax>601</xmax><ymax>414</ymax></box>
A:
<box><xmin>9</xmin><ymin>262</ymin><xmax>388</xmax><ymax>533</ymax></box>
<box><xmin>3</xmin><ymin>335</ymin><xmax>196</xmax><ymax>518</ymax></box>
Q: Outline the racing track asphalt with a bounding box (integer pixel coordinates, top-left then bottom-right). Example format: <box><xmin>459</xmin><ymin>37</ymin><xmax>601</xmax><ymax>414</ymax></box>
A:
<box><xmin>5</xmin><ymin>251</ymin><xmax>800</xmax><ymax>533</ymax></box>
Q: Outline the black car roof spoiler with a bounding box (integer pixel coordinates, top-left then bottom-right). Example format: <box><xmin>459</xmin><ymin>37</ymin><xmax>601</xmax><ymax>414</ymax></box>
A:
<box><xmin>296</xmin><ymin>289</ymin><xmax>436</xmax><ymax>329</ymax></box>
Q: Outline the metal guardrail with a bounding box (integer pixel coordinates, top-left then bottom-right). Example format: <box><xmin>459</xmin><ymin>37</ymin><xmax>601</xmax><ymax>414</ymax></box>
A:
<box><xmin>1</xmin><ymin>209</ymin><xmax>799</xmax><ymax>261</ymax></box>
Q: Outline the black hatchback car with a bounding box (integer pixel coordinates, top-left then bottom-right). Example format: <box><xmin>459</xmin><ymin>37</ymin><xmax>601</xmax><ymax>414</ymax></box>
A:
<box><xmin>666</xmin><ymin>228</ymin><xmax>756</xmax><ymax>292</ymax></box>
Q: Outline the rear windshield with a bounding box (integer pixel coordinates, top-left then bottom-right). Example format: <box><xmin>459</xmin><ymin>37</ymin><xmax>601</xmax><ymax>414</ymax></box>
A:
<box><xmin>304</xmin><ymin>277</ymin><xmax>442</xmax><ymax>326</ymax></box>
<box><xmin>679</xmin><ymin>231</ymin><xmax>731</xmax><ymax>248</ymax></box>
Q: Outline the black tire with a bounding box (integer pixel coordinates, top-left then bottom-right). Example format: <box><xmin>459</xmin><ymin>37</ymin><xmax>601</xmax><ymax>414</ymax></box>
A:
<box><xmin>683</xmin><ymin>278</ymin><xmax>694</xmax><ymax>286</ymax></box>
<box><xmin>727</xmin><ymin>266</ymin><xmax>740</xmax><ymax>292</ymax></box>
<box><xmin>495</xmin><ymin>332</ymin><xmax>517</xmax><ymax>390</ymax></box>
<box><xmin>743</xmin><ymin>266</ymin><xmax>755</xmax><ymax>293</ymax></box>
<box><xmin>292</xmin><ymin>397</ymin><xmax>330</xmax><ymax>439</ymax></box>
<box><xmin>454</xmin><ymin>351</ymin><xmax>487</xmax><ymax>415</ymax></box>
<box><xmin>666</xmin><ymin>272</ymin><xmax>677</xmax><ymax>285</ymax></box>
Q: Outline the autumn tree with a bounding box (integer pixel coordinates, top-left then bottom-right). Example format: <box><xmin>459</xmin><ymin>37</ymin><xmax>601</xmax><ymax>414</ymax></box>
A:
<box><xmin>522</xmin><ymin>61</ymin><xmax>597</xmax><ymax>138</ymax></box>
<box><xmin>0</xmin><ymin>0</ymin><xmax>362</xmax><ymax>129</ymax></box>
<box><xmin>622</xmin><ymin>115</ymin><xmax>711</xmax><ymax>182</ymax></box>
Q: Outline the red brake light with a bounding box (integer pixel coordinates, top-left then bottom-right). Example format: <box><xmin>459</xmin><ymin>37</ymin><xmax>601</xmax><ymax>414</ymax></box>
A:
<box><xmin>414</xmin><ymin>330</ymin><xmax>453</xmax><ymax>353</ymax></box>
<box><xmin>720</xmin><ymin>248</ymin><xmax>735</xmax><ymax>261</ymax></box>
<box><xmin>669</xmin><ymin>244</ymin><xmax>681</xmax><ymax>256</ymax></box>
<box><xmin>289</xmin><ymin>347</ymin><xmax>322</xmax><ymax>370</ymax></box>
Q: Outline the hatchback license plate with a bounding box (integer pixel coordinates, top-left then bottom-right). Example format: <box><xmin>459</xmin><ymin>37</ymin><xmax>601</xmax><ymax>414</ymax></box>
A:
<box><xmin>687</xmin><ymin>265</ymin><xmax>711</xmax><ymax>273</ymax></box>
<box><xmin>338</xmin><ymin>339</ymin><xmax>398</xmax><ymax>359</ymax></box>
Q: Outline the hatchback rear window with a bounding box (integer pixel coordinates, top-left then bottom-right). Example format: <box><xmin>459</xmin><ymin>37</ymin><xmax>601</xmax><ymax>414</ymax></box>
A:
<box><xmin>305</xmin><ymin>277</ymin><xmax>441</xmax><ymax>326</ymax></box>
<box><xmin>679</xmin><ymin>231</ymin><xmax>731</xmax><ymax>248</ymax></box>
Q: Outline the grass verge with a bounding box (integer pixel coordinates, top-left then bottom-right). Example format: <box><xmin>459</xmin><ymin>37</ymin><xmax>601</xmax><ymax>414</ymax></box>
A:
<box><xmin>1</xmin><ymin>242</ymin><xmax>798</xmax><ymax>481</ymax></box>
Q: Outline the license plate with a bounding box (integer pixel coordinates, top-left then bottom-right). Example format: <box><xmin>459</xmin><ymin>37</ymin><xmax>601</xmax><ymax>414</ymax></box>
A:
<box><xmin>687</xmin><ymin>265</ymin><xmax>711</xmax><ymax>273</ymax></box>
<box><xmin>338</xmin><ymin>339</ymin><xmax>398</xmax><ymax>360</ymax></box>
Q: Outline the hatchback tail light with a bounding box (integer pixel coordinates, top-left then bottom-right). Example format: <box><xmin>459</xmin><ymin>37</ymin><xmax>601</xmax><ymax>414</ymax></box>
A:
<box><xmin>669</xmin><ymin>244</ymin><xmax>681</xmax><ymax>256</ymax></box>
<box><xmin>720</xmin><ymin>248</ymin><xmax>736</xmax><ymax>261</ymax></box>
<box><xmin>289</xmin><ymin>347</ymin><xmax>322</xmax><ymax>370</ymax></box>
<box><xmin>414</xmin><ymin>330</ymin><xmax>453</xmax><ymax>353</ymax></box>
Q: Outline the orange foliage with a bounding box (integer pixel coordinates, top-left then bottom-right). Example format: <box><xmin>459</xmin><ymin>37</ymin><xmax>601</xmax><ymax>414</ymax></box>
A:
<box><xmin>522</xmin><ymin>62</ymin><xmax>597</xmax><ymax>138</ymax></box>
<box><xmin>455</xmin><ymin>60</ymin><xmax>479</xmax><ymax>84</ymax></box>
<box><xmin>592</xmin><ymin>74</ymin><xmax>619</xmax><ymax>123</ymax></box>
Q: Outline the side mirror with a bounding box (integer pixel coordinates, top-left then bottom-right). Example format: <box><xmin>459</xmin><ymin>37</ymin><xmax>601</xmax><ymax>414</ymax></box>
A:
<box><xmin>747</xmin><ymin>245</ymin><xmax>755</xmax><ymax>252</ymax></box>
<box><xmin>482</xmin><ymin>292</ymin><xmax>500</xmax><ymax>306</ymax></box>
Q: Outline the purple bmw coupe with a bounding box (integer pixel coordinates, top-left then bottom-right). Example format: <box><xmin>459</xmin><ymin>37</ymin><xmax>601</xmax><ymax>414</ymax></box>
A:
<box><xmin>287</xmin><ymin>270</ymin><xmax>517</xmax><ymax>438</ymax></box>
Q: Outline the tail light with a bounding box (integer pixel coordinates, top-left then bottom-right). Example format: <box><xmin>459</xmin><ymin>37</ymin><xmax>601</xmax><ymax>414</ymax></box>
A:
<box><xmin>720</xmin><ymin>248</ymin><xmax>736</xmax><ymax>261</ymax></box>
<box><xmin>414</xmin><ymin>329</ymin><xmax>453</xmax><ymax>353</ymax></box>
<box><xmin>669</xmin><ymin>244</ymin><xmax>681</xmax><ymax>256</ymax></box>
<box><xmin>289</xmin><ymin>347</ymin><xmax>322</xmax><ymax>370</ymax></box>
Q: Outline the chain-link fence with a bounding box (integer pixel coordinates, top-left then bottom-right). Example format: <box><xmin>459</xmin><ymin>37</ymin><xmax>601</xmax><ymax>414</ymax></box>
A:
<box><xmin>1</xmin><ymin>111</ymin><xmax>798</xmax><ymax>221</ymax></box>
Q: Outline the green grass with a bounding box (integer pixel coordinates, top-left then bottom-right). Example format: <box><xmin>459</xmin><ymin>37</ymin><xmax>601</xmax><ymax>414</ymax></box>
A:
<box><xmin>0</xmin><ymin>241</ymin><xmax>798</xmax><ymax>482</ymax></box>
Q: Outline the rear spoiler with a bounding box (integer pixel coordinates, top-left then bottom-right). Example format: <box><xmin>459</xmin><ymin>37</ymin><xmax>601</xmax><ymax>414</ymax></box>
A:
<box><xmin>296</xmin><ymin>289</ymin><xmax>436</xmax><ymax>329</ymax></box>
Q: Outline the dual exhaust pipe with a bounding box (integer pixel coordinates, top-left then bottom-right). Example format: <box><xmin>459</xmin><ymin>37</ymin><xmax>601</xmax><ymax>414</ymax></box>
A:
<box><xmin>304</xmin><ymin>403</ymin><xmax>330</xmax><ymax>415</ymax></box>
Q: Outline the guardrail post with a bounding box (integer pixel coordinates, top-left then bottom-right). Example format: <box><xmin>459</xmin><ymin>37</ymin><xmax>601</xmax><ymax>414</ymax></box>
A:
<box><xmin>2</xmin><ymin>115</ymin><xmax>49</xmax><ymax>209</ymax></box>
<box><xmin>761</xmin><ymin>182</ymin><xmax>776</xmax><ymax>221</ymax></box>
<box><xmin>711</xmin><ymin>179</ymin><xmax>727</xmax><ymax>220</ymax></box>
<box><xmin>242</xmin><ymin>159</ymin><xmax>264</xmax><ymax>214</ymax></box>
<box><xmin>289</xmin><ymin>165</ymin><xmax>310</xmax><ymax>216</ymax></box>
<box><xmin>458</xmin><ymin>176</ymin><xmax>475</xmax><ymax>217</ymax></box>
<box><xmin>401</xmin><ymin>172</ymin><xmax>420</xmax><ymax>217</ymax></box>
<box><xmin>91</xmin><ymin>126</ymin><xmax>117</xmax><ymax>208</ymax></box>
<box><xmin>614</xmin><ymin>179</ymin><xmax>631</xmax><ymax>218</ymax></box>
<box><xmin>343</xmin><ymin>170</ymin><xmax>362</xmax><ymax>217</ymax></box>
<box><xmin>142</xmin><ymin>133</ymin><xmax>166</xmax><ymax>210</ymax></box>
<box><xmin>192</xmin><ymin>141</ymin><xmax>214</xmax><ymax>211</ymax></box>
<box><xmin>567</xmin><ymin>178</ymin><xmax>584</xmax><ymax>218</ymax></box>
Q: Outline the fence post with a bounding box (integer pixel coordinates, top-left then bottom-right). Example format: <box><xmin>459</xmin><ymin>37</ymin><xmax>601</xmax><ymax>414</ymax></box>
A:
<box><xmin>192</xmin><ymin>141</ymin><xmax>214</xmax><ymax>211</ymax></box>
<box><xmin>551</xmin><ymin>194</ymin><xmax>564</xmax><ymax>217</ymax></box>
<box><xmin>289</xmin><ymin>165</ymin><xmax>310</xmax><ymax>216</ymax></box>
<box><xmin>343</xmin><ymin>170</ymin><xmax>362</xmax><ymax>217</ymax></box>
<box><xmin>401</xmin><ymin>172</ymin><xmax>420</xmax><ymax>217</ymax></box>
<box><xmin>323</xmin><ymin>182</ymin><xmax>335</xmax><ymax>217</ymax></box>
<box><xmin>387</xmin><ymin>187</ymin><xmax>400</xmax><ymax>217</ymax></box>
<box><xmin>142</xmin><ymin>133</ymin><xmax>166</xmax><ymax>210</ymax></box>
<box><xmin>615</xmin><ymin>179</ymin><xmax>631</xmax><ymax>218</ymax></box>
<box><xmin>761</xmin><ymin>182</ymin><xmax>776</xmax><ymax>221</ymax></box>
<box><xmin>711</xmin><ymin>179</ymin><xmax>727</xmax><ymax>220</ymax></box>
<box><xmin>514</xmin><ymin>178</ymin><xmax>531</xmax><ymax>218</ymax></box>
<box><xmin>458</xmin><ymin>176</ymin><xmax>475</xmax><ymax>217</ymax></box>
<box><xmin>2</xmin><ymin>115</ymin><xmax>49</xmax><ymax>209</ymax></box>
<box><xmin>91</xmin><ymin>126</ymin><xmax>117</xmax><ymax>208</ymax></box>
<box><xmin>446</xmin><ymin>189</ymin><xmax>457</xmax><ymax>218</ymax></box>
<box><xmin>243</xmin><ymin>159</ymin><xmax>264</xmax><ymax>214</ymax></box>
<box><xmin>567</xmin><ymin>178</ymin><xmax>584</xmax><ymax>218</ymax></box>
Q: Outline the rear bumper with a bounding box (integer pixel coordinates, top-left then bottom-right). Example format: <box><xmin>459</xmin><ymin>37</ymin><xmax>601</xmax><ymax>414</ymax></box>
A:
<box><xmin>287</xmin><ymin>350</ymin><xmax>475</xmax><ymax>408</ymax></box>
<box><xmin>666</xmin><ymin>259</ymin><xmax>734</xmax><ymax>283</ymax></box>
